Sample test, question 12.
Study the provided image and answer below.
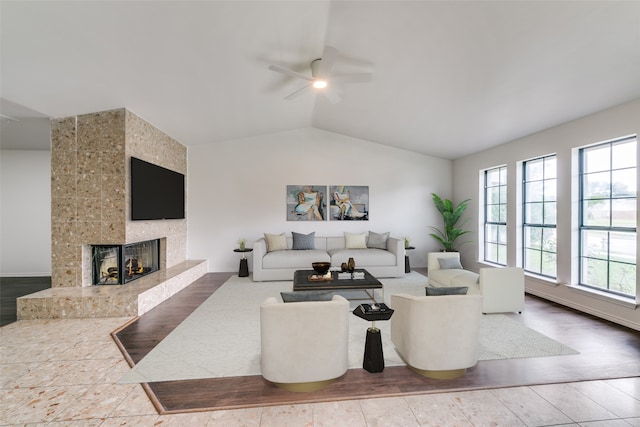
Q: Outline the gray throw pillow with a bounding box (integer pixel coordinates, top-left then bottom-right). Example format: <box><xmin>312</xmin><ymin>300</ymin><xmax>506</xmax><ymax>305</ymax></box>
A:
<box><xmin>280</xmin><ymin>291</ymin><xmax>334</xmax><ymax>302</ymax></box>
<box><xmin>425</xmin><ymin>286</ymin><xmax>469</xmax><ymax>296</ymax></box>
<box><xmin>292</xmin><ymin>231</ymin><xmax>315</xmax><ymax>250</ymax></box>
<box><xmin>367</xmin><ymin>231</ymin><xmax>389</xmax><ymax>249</ymax></box>
<box><xmin>438</xmin><ymin>257</ymin><xmax>463</xmax><ymax>270</ymax></box>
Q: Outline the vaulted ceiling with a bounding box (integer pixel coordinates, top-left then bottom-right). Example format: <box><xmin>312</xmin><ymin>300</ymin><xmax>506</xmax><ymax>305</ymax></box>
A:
<box><xmin>1</xmin><ymin>1</ymin><xmax>639</xmax><ymax>159</ymax></box>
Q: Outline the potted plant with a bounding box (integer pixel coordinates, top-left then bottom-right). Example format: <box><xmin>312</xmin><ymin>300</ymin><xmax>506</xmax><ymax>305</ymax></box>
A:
<box><xmin>429</xmin><ymin>193</ymin><xmax>471</xmax><ymax>252</ymax></box>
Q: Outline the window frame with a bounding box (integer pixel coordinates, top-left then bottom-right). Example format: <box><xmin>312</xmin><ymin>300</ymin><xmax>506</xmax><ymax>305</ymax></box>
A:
<box><xmin>578</xmin><ymin>135</ymin><xmax>637</xmax><ymax>298</ymax></box>
<box><xmin>484</xmin><ymin>165</ymin><xmax>508</xmax><ymax>266</ymax></box>
<box><xmin>522</xmin><ymin>154</ymin><xmax>557</xmax><ymax>278</ymax></box>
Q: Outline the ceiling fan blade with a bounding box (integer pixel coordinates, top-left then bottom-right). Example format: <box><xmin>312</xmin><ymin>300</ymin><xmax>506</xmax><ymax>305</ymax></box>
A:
<box><xmin>268</xmin><ymin>64</ymin><xmax>313</xmax><ymax>82</ymax></box>
<box><xmin>284</xmin><ymin>83</ymin><xmax>312</xmax><ymax>100</ymax></box>
<box><xmin>315</xmin><ymin>45</ymin><xmax>339</xmax><ymax>78</ymax></box>
<box><xmin>331</xmin><ymin>73</ymin><xmax>373</xmax><ymax>83</ymax></box>
<box><xmin>323</xmin><ymin>87</ymin><xmax>342</xmax><ymax>104</ymax></box>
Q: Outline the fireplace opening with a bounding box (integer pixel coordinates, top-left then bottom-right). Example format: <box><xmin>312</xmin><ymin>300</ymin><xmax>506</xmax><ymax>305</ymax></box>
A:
<box><xmin>92</xmin><ymin>239</ymin><xmax>160</xmax><ymax>285</ymax></box>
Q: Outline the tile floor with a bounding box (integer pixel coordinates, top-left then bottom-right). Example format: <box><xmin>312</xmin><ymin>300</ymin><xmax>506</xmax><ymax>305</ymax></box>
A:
<box><xmin>1</xmin><ymin>317</ymin><xmax>640</xmax><ymax>426</ymax></box>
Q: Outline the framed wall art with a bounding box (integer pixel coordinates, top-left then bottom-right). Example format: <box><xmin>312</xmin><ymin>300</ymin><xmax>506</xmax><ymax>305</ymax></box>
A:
<box><xmin>329</xmin><ymin>185</ymin><xmax>369</xmax><ymax>221</ymax></box>
<box><xmin>286</xmin><ymin>185</ymin><xmax>327</xmax><ymax>221</ymax></box>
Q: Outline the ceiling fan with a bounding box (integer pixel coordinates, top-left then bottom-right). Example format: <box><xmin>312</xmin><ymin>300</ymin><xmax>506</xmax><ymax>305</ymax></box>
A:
<box><xmin>268</xmin><ymin>45</ymin><xmax>372</xmax><ymax>104</ymax></box>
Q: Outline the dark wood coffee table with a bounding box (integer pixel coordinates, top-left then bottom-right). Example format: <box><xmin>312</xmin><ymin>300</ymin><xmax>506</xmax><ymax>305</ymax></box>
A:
<box><xmin>293</xmin><ymin>268</ymin><xmax>383</xmax><ymax>302</ymax></box>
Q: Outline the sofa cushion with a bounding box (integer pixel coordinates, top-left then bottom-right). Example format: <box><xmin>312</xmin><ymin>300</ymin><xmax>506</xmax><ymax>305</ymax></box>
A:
<box><xmin>345</xmin><ymin>232</ymin><xmax>367</xmax><ymax>249</ymax></box>
<box><xmin>428</xmin><ymin>269</ymin><xmax>479</xmax><ymax>286</ymax></box>
<box><xmin>328</xmin><ymin>248</ymin><xmax>396</xmax><ymax>267</ymax></box>
<box><xmin>264</xmin><ymin>233</ymin><xmax>288</xmax><ymax>252</ymax></box>
<box><xmin>438</xmin><ymin>257</ymin><xmax>463</xmax><ymax>270</ymax></box>
<box><xmin>262</xmin><ymin>249</ymin><xmax>330</xmax><ymax>269</ymax></box>
<box><xmin>367</xmin><ymin>231</ymin><xmax>389</xmax><ymax>249</ymax></box>
<box><xmin>292</xmin><ymin>231</ymin><xmax>315</xmax><ymax>250</ymax></box>
<box><xmin>426</xmin><ymin>286</ymin><xmax>469</xmax><ymax>296</ymax></box>
<box><xmin>280</xmin><ymin>291</ymin><xmax>335</xmax><ymax>302</ymax></box>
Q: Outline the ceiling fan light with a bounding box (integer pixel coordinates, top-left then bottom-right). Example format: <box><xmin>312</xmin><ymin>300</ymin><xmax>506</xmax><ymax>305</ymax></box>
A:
<box><xmin>313</xmin><ymin>80</ymin><xmax>328</xmax><ymax>89</ymax></box>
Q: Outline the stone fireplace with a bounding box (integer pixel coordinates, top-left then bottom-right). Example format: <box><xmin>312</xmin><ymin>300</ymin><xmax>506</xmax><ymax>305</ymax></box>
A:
<box><xmin>16</xmin><ymin>108</ymin><xmax>207</xmax><ymax>320</ymax></box>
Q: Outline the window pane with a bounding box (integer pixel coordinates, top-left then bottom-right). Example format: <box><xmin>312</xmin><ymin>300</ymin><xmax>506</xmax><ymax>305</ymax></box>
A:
<box><xmin>485</xmin><ymin>242</ymin><xmax>498</xmax><ymax>264</ymax></box>
<box><xmin>542</xmin><ymin>228</ymin><xmax>557</xmax><ymax>253</ymax></box>
<box><xmin>525</xmin><ymin>249</ymin><xmax>541</xmax><ymax>273</ymax></box>
<box><xmin>584</xmin><ymin>145</ymin><xmax>610</xmax><ymax>173</ymax></box>
<box><xmin>543</xmin><ymin>180</ymin><xmax>557</xmax><ymax>201</ymax></box>
<box><xmin>497</xmin><ymin>244</ymin><xmax>507</xmax><ymax>265</ymax></box>
<box><xmin>525</xmin><ymin>181</ymin><xmax>543</xmax><ymax>202</ymax></box>
<box><xmin>499</xmin><ymin>167</ymin><xmax>507</xmax><ymax>184</ymax></box>
<box><xmin>582</xmin><ymin>257</ymin><xmax>609</xmax><ymax>288</ymax></box>
<box><xmin>610</xmin><ymin>231</ymin><xmax>636</xmax><ymax>262</ymax></box>
<box><xmin>611</xmin><ymin>169</ymin><xmax>637</xmax><ymax>197</ymax></box>
<box><xmin>612</xmin><ymin>199</ymin><xmax>637</xmax><ymax>228</ymax></box>
<box><xmin>610</xmin><ymin>262</ymin><xmax>636</xmax><ymax>295</ymax></box>
<box><xmin>499</xmin><ymin>204</ymin><xmax>507</xmax><ymax>222</ymax></box>
<box><xmin>487</xmin><ymin>187</ymin><xmax>501</xmax><ymax>204</ymax></box>
<box><xmin>497</xmin><ymin>224</ymin><xmax>507</xmax><ymax>244</ymax></box>
<box><xmin>525</xmin><ymin>202</ymin><xmax>543</xmax><ymax>224</ymax></box>
<box><xmin>581</xmin><ymin>230</ymin><xmax>608</xmax><ymax>259</ymax></box>
<box><xmin>485</xmin><ymin>224</ymin><xmax>498</xmax><ymax>242</ymax></box>
<box><xmin>526</xmin><ymin>158</ymin><xmax>544</xmax><ymax>181</ymax></box>
<box><xmin>541</xmin><ymin>252</ymin><xmax>557</xmax><ymax>277</ymax></box>
<box><xmin>524</xmin><ymin>226</ymin><xmax>542</xmax><ymax>249</ymax></box>
<box><xmin>545</xmin><ymin>157</ymin><xmax>557</xmax><ymax>179</ymax></box>
<box><xmin>499</xmin><ymin>186</ymin><xmax>507</xmax><ymax>204</ymax></box>
<box><xmin>612</xmin><ymin>140</ymin><xmax>636</xmax><ymax>170</ymax></box>
<box><xmin>486</xmin><ymin>169</ymin><xmax>502</xmax><ymax>186</ymax></box>
<box><xmin>584</xmin><ymin>171</ymin><xmax>611</xmax><ymax>198</ymax></box>
<box><xmin>487</xmin><ymin>205</ymin><xmax>501</xmax><ymax>222</ymax></box>
<box><xmin>543</xmin><ymin>201</ymin><xmax>557</xmax><ymax>225</ymax></box>
<box><xmin>583</xmin><ymin>199</ymin><xmax>610</xmax><ymax>226</ymax></box>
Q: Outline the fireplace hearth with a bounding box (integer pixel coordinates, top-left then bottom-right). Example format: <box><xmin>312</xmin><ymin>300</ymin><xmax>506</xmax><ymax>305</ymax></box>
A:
<box><xmin>92</xmin><ymin>239</ymin><xmax>160</xmax><ymax>285</ymax></box>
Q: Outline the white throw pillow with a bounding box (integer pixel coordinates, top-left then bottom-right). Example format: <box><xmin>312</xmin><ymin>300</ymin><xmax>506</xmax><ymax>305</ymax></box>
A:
<box><xmin>264</xmin><ymin>233</ymin><xmax>287</xmax><ymax>252</ymax></box>
<box><xmin>345</xmin><ymin>232</ymin><xmax>367</xmax><ymax>249</ymax></box>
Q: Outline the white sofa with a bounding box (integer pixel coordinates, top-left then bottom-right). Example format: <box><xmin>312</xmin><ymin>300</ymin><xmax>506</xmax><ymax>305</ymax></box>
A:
<box><xmin>260</xmin><ymin>295</ymin><xmax>349</xmax><ymax>392</ymax></box>
<box><xmin>391</xmin><ymin>293</ymin><xmax>483</xmax><ymax>379</ymax></box>
<box><xmin>252</xmin><ymin>234</ymin><xmax>405</xmax><ymax>281</ymax></box>
<box><xmin>427</xmin><ymin>252</ymin><xmax>525</xmax><ymax>314</ymax></box>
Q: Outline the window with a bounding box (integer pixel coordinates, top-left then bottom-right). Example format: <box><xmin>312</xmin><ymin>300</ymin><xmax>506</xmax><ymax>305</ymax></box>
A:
<box><xmin>484</xmin><ymin>166</ymin><xmax>507</xmax><ymax>265</ymax></box>
<box><xmin>579</xmin><ymin>136</ymin><xmax>636</xmax><ymax>297</ymax></box>
<box><xmin>523</xmin><ymin>155</ymin><xmax>557</xmax><ymax>278</ymax></box>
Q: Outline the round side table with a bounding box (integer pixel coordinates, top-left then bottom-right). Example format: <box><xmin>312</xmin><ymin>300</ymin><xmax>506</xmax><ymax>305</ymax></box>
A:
<box><xmin>233</xmin><ymin>248</ymin><xmax>253</xmax><ymax>277</ymax></box>
<box><xmin>405</xmin><ymin>246</ymin><xmax>415</xmax><ymax>273</ymax></box>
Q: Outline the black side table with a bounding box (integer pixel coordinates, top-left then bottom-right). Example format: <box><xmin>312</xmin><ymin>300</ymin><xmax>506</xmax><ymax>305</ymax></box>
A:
<box><xmin>233</xmin><ymin>248</ymin><xmax>253</xmax><ymax>277</ymax></box>
<box><xmin>353</xmin><ymin>303</ymin><xmax>394</xmax><ymax>373</ymax></box>
<box><xmin>405</xmin><ymin>246</ymin><xmax>415</xmax><ymax>273</ymax></box>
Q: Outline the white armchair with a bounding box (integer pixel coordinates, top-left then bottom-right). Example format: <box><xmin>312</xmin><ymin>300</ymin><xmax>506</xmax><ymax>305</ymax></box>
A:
<box><xmin>260</xmin><ymin>294</ymin><xmax>349</xmax><ymax>392</ymax></box>
<box><xmin>390</xmin><ymin>293</ymin><xmax>483</xmax><ymax>379</ymax></box>
<box><xmin>427</xmin><ymin>252</ymin><xmax>525</xmax><ymax>314</ymax></box>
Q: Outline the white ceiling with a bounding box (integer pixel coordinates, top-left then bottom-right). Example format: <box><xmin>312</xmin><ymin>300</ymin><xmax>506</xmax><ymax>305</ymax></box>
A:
<box><xmin>1</xmin><ymin>1</ymin><xmax>639</xmax><ymax>159</ymax></box>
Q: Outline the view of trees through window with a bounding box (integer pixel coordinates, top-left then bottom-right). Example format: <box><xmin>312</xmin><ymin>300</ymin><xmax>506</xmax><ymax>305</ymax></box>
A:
<box><xmin>580</xmin><ymin>136</ymin><xmax>637</xmax><ymax>297</ymax></box>
<box><xmin>523</xmin><ymin>155</ymin><xmax>557</xmax><ymax>278</ymax></box>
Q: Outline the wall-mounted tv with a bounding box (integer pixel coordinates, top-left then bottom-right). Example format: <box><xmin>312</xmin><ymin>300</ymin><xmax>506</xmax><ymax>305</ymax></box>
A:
<box><xmin>131</xmin><ymin>157</ymin><xmax>185</xmax><ymax>220</ymax></box>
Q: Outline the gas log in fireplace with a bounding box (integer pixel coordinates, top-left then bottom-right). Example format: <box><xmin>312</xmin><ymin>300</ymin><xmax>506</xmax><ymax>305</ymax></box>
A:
<box><xmin>92</xmin><ymin>239</ymin><xmax>160</xmax><ymax>285</ymax></box>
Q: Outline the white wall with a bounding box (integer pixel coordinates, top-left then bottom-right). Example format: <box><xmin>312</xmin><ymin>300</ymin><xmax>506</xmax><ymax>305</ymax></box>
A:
<box><xmin>187</xmin><ymin>127</ymin><xmax>452</xmax><ymax>272</ymax></box>
<box><xmin>453</xmin><ymin>99</ymin><xmax>640</xmax><ymax>330</ymax></box>
<box><xmin>0</xmin><ymin>150</ymin><xmax>51</xmax><ymax>276</ymax></box>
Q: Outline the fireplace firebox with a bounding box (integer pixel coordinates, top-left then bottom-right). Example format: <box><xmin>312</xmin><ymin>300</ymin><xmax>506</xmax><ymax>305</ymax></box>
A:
<box><xmin>92</xmin><ymin>239</ymin><xmax>160</xmax><ymax>285</ymax></box>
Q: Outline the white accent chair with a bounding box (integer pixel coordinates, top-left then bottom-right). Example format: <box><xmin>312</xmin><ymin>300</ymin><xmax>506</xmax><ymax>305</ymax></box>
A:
<box><xmin>427</xmin><ymin>252</ymin><xmax>525</xmax><ymax>314</ymax></box>
<box><xmin>391</xmin><ymin>293</ymin><xmax>483</xmax><ymax>379</ymax></box>
<box><xmin>260</xmin><ymin>295</ymin><xmax>349</xmax><ymax>392</ymax></box>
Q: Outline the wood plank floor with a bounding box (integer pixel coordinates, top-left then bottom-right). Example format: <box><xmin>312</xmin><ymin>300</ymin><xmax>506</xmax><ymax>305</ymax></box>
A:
<box><xmin>112</xmin><ymin>270</ymin><xmax>640</xmax><ymax>415</ymax></box>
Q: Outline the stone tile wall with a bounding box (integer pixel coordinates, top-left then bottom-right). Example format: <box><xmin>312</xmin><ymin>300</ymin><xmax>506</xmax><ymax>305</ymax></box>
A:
<box><xmin>50</xmin><ymin>108</ymin><xmax>187</xmax><ymax>289</ymax></box>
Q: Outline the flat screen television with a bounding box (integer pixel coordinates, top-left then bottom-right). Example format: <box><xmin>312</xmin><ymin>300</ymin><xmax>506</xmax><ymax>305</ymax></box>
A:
<box><xmin>131</xmin><ymin>157</ymin><xmax>185</xmax><ymax>220</ymax></box>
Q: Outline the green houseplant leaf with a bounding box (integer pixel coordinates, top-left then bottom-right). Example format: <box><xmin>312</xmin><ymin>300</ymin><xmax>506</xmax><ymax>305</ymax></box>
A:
<box><xmin>429</xmin><ymin>193</ymin><xmax>471</xmax><ymax>251</ymax></box>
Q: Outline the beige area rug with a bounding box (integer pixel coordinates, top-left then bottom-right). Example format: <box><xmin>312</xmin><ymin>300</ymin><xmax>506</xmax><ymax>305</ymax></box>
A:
<box><xmin>119</xmin><ymin>272</ymin><xmax>578</xmax><ymax>384</ymax></box>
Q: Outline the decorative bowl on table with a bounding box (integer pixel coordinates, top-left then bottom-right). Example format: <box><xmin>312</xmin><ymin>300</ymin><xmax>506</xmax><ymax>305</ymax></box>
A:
<box><xmin>312</xmin><ymin>262</ymin><xmax>331</xmax><ymax>276</ymax></box>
